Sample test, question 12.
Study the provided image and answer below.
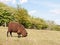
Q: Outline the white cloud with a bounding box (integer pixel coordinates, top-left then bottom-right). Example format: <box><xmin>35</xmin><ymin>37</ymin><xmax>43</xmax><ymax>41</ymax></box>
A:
<box><xmin>40</xmin><ymin>1</ymin><xmax>60</xmax><ymax>8</ymax></box>
<box><xmin>29</xmin><ymin>10</ymin><xmax>37</xmax><ymax>15</ymax></box>
<box><xmin>20</xmin><ymin>0</ymin><xmax>28</xmax><ymax>4</ymax></box>
<box><xmin>4</xmin><ymin>0</ymin><xmax>11</xmax><ymax>2</ymax></box>
<box><xmin>0</xmin><ymin>0</ymin><xmax>17</xmax><ymax>4</ymax></box>
<box><xmin>12</xmin><ymin>0</ymin><xmax>16</xmax><ymax>4</ymax></box>
<box><xmin>55</xmin><ymin>20</ymin><xmax>60</xmax><ymax>25</ymax></box>
<box><xmin>0</xmin><ymin>0</ymin><xmax>8</xmax><ymax>3</ymax></box>
<box><xmin>50</xmin><ymin>9</ymin><xmax>60</xmax><ymax>15</ymax></box>
<box><xmin>0</xmin><ymin>0</ymin><xmax>10</xmax><ymax>2</ymax></box>
<box><xmin>0</xmin><ymin>0</ymin><xmax>28</xmax><ymax>5</ymax></box>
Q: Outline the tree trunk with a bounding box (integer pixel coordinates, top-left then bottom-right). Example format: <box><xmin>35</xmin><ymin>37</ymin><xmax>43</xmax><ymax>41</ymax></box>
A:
<box><xmin>4</xmin><ymin>22</ymin><xmax>6</xmax><ymax>27</ymax></box>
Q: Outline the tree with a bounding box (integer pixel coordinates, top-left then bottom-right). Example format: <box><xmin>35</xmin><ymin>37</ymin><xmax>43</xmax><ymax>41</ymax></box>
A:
<box><xmin>0</xmin><ymin>8</ymin><xmax>14</xmax><ymax>27</ymax></box>
<box><xmin>30</xmin><ymin>17</ymin><xmax>48</xmax><ymax>29</ymax></box>
<box><xmin>14</xmin><ymin>5</ymin><xmax>32</xmax><ymax>28</ymax></box>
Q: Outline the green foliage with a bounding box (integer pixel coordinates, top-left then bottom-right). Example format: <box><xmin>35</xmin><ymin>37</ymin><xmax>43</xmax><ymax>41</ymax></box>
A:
<box><xmin>52</xmin><ymin>25</ymin><xmax>60</xmax><ymax>31</ymax></box>
<box><xmin>0</xmin><ymin>2</ymin><xmax>60</xmax><ymax>30</ymax></box>
<box><xmin>30</xmin><ymin>17</ymin><xmax>48</xmax><ymax>29</ymax></box>
<box><xmin>0</xmin><ymin>3</ymin><xmax>48</xmax><ymax>29</ymax></box>
<box><xmin>0</xmin><ymin>7</ymin><xmax>14</xmax><ymax>26</ymax></box>
<box><xmin>15</xmin><ymin>7</ymin><xmax>32</xmax><ymax>28</ymax></box>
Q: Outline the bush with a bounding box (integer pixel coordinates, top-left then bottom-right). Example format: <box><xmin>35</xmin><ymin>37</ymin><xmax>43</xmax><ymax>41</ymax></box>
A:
<box><xmin>53</xmin><ymin>25</ymin><xmax>60</xmax><ymax>31</ymax></box>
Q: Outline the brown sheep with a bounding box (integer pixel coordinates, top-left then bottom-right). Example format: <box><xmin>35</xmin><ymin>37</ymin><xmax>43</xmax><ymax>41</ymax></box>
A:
<box><xmin>7</xmin><ymin>22</ymin><xmax>28</xmax><ymax>37</ymax></box>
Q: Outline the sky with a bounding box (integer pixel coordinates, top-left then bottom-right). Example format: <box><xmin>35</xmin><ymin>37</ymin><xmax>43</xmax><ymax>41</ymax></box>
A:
<box><xmin>0</xmin><ymin>0</ymin><xmax>60</xmax><ymax>25</ymax></box>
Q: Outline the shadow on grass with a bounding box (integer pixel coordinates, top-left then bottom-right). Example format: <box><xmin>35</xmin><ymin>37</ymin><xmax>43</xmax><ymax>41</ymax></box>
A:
<box><xmin>7</xmin><ymin>35</ymin><xmax>22</xmax><ymax>38</ymax></box>
<box><xmin>7</xmin><ymin>35</ymin><xmax>27</xmax><ymax>38</ymax></box>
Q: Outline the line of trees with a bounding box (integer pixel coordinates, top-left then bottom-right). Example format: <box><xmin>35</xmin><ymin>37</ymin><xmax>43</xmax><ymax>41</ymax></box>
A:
<box><xmin>0</xmin><ymin>2</ymin><xmax>60</xmax><ymax>30</ymax></box>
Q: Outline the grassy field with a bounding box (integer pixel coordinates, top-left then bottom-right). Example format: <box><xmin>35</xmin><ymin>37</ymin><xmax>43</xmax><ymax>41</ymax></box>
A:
<box><xmin>0</xmin><ymin>27</ymin><xmax>60</xmax><ymax>45</ymax></box>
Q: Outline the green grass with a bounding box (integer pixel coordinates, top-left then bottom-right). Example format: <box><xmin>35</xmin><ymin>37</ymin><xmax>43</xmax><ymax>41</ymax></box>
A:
<box><xmin>0</xmin><ymin>27</ymin><xmax>60</xmax><ymax>45</ymax></box>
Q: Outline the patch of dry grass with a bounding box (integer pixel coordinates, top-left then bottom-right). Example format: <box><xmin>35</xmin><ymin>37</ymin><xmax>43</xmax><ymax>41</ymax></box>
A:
<box><xmin>0</xmin><ymin>27</ymin><xmax>60</xmax><ymax>45</ymax></box>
